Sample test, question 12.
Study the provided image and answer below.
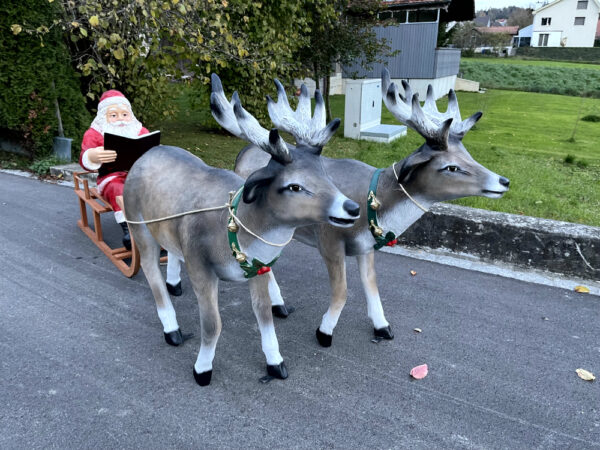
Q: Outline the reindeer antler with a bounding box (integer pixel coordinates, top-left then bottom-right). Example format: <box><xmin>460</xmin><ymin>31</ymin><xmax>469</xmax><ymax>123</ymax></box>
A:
<box><xmin>210</xmin><ymin>74</ymin><xmax>291</xmax><ymax>164</ymax></box>
<box><xmin>381</xmin><ymin>68</ymin><xmax>482</xmax><ymax>145</ymax></box>
<box><xmin>266</xmin><ymin>80</ymin><xmax>340</xmax><ymax>148</ymax></box>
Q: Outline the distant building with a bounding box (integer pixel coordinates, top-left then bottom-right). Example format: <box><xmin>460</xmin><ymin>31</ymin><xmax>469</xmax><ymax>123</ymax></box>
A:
<box><xmin>342</xmin><ymin>0</ymin><xmax>475</xmax><ymax>100</ymax></box>
<box><xmin>514</xmin><ymin>24</ymin><xmax>533</xmax><ymax>46</ymax></box>
<box><xmin>475</xmin><ymin>26</ymin><xmax>519</xmax><ymax>37</ymax></box>
<box><xmin>532</xmin><ymin>0</ymin><xmax>600</xmax><ymax>47</ymax></box>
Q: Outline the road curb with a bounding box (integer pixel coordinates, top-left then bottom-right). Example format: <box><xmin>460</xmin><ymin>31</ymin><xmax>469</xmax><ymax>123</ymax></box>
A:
<box><xmin>397</xmin><ymin>203</ymin><xmax>599</xmax><ymax>281</ymax></box>
<box><xmin>32</xmin><ymin>164</ymin><xmax>600</xmax><ymax>282</ymax></box>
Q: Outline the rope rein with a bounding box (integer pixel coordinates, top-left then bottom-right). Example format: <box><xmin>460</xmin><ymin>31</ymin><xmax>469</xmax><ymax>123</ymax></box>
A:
<box><xmin>392</xmin><ymin>162</ymin><xmax>429</xmax><ymax>213</ymax></box>
<box><xmin>124</xmin><ymin>187</ymin><xmax>293</xmax><ymax>248</ymax></box>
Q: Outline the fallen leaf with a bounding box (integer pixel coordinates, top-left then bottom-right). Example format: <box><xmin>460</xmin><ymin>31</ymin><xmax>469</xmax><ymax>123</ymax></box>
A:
<box><xmin>576</xmin><ymin>368</ymin><xmax>595</xmax><ymax>381</ymax></box>
<box><xmin>413</xmin><ymin>328</ymin><xmax>422</xmax><ymax>333</ymax></box>
<box><xmin>410</xmin><ymin>364</ymin><xmax>428</xmax><ymax>380</ymax></box>
<box><xmin>574</xmin><ymin>286</ymin><xmax>590</xmax><ymax>293</ymax></box>
<box><xmin>410</xmin><ymin>270</ymin><xmax>417</xmax><ymax>276</ymax></box>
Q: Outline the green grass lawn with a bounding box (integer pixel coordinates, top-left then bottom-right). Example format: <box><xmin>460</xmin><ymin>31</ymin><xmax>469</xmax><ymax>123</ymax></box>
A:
<box><xmin>460</xmin><ymin>58</ymin><xmax>600</xmax><ymax>98</ymax></box>
<box><xmin>145</xmin><ymin>85</ymin><xmax>599</xmax><ymax>227</ymax></box>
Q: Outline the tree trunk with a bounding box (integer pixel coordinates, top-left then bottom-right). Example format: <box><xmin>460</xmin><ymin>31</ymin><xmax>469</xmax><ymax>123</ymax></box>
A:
<box><xmin>313</xmin><ymin>62</ymin><xmax>320</xmax><ymax>91</ymax></box>
<box><xmin>324</xmin><ymin>71</ymin><xmax>332</xmax><ymax>123</ymax></box>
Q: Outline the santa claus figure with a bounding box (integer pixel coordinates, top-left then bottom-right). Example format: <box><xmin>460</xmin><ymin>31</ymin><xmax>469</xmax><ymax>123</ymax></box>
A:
<box><xmin>79</xmin><ymin>90</ymin><xmax>148</xmax><ymax>250</ymax></box>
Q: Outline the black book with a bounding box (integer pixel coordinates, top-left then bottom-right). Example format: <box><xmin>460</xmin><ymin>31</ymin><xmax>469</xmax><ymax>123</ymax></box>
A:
<box><xmin>98</xmin><ymin>130</ymin><xmax>161</xmax><ymax>176</ymax></box>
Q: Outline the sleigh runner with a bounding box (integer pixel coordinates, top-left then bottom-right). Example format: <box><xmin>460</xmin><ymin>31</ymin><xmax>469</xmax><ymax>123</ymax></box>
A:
<box><xmin>73</xmin><ymin>170</ymin><xmax>142</xmax><ymax>277</ymax></box>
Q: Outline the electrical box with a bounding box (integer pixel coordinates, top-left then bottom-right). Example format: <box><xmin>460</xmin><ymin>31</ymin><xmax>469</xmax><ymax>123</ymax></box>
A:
<box><xmin>343</xmin><ymin>79</ymin><xmax>406</xmax><ymax>143</ymax></box>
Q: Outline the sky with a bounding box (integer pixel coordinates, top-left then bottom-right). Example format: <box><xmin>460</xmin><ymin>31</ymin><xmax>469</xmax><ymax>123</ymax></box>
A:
<box><xmin>475</xmin><ymin>0</ymin><xmax>545</xmax><ymax>10</ymax></box>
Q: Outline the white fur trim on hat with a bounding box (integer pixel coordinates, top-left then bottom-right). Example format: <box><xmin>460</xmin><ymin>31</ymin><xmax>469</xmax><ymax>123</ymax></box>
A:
<box><xmin>98</xmin><ymin>95</ymin><xmax>132</xmax><ymax>112</ymax></box>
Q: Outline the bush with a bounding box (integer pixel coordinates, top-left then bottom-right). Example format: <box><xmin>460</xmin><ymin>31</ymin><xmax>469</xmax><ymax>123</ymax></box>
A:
<box><xmin>581</xmin><ymin>114</ymin><xmax>600</xmax><ymax>122</ymax></box>
<box><xmin>0</xmin><ymin>0</ymin><xmax>90</xmax><ymax>159</ymax></box>
<box><xmin>516</xmin><ymin>47</ymin><xmax>600</xmax><ymax>64</ymax></box>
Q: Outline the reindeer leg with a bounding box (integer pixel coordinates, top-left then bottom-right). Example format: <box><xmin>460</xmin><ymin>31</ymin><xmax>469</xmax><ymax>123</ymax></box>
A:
<box><xmin>249</xmin><ymin>275</ymin><xmax>287</xmax><ymax>379</ymax></box>
<box><xmin>357</xmin><ymin>251</ymin><xmax>393</xmax><ymax>340</ymax></box>
<box><xmin>316</xmin><ymin>246</ymin><xmax>347</xmax><ymax>348</ymax></box>
<box><xmin>267</xmin><ymin>270</ymin><xmax>291</xmax><ymax>318</ymax></box>
<box><xmin>166</xmin><ymin>254</ymin><xmax>183</xmax><ymax>296</ymax></box>
<box><xmin>132</xmin><ymin>225</ymin><xmax>187</xmax><ymax>346</ymax></box>
<box><xmin>186</xmin><ymin>263</ymin><xmax>221</xmax><ymax>387</ymax></box>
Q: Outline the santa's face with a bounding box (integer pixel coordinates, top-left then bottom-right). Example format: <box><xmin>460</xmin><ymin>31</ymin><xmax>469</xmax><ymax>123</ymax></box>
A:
<box><xmin>106</xmin><ymin>104</ymin><xmax>132</xmax><ymax>126</ymax></box>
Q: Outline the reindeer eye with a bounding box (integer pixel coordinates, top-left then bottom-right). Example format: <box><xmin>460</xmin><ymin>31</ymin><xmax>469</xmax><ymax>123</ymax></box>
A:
<box><xmin>288</xmin><ymin>184</ymin><xmax>302</xmax><ymax>192</ymax></box>
<box><xmin>445</xmin><ymin>166</ymin><xmax>459</xmax><ymax>173</ymax></box>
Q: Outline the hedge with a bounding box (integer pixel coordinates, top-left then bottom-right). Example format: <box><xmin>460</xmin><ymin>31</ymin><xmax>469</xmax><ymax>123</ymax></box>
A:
<box><xmin>0</xmin><ymin>0</ymin><xmax>90</xmax><ymax>158</ymax></box>
<box><xmin>516</xmin><ymin>47</ymin><xmax>600</xmax><ymax>64</ymax></box>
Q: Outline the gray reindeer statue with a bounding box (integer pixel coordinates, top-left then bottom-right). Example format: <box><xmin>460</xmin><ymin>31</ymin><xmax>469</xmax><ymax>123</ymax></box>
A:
<box><xmin>122</xmin><ymin>74</ymin><xmax>360</xmax><ymax>386</ymax></box>
<box><xmin>234</xmin><ymin>68</ymin><xmax>510</xmax><ymax>347</ymax></box>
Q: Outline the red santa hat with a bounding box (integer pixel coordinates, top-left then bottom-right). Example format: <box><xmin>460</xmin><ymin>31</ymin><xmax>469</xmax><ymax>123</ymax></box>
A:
<box><xmin>97</xmin><ymin>90</ymin><xmax>132</xmax><ymax>112</ymax></box>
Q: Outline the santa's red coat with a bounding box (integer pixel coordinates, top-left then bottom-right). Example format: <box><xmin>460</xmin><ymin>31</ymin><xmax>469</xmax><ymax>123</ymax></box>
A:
<box><xmin>79</xmin><ymin>127</ymin><xmax>149</xmax><ymax>211</ymax></box>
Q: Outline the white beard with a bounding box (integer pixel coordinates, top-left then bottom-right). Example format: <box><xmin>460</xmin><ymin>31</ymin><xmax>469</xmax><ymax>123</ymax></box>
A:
<box><xmin>90</xmin><ymin>110</ymin><xmax>143</xmax><ymax>138</ymax></box>
<box><xmin>103</xmin><ymin>120</ymin><xmax>143</xmax><ymax>138</ymax></box>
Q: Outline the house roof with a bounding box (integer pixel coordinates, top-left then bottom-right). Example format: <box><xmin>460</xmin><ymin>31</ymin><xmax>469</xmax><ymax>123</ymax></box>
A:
<box><xmin>476</xmin><ymin>26</ymin><xmax>519</xmax><ymax>35</ymax></box>
<box><xmin>473</xmin><ymin>15</ymin><xmax>490</xmax><ymax>26</ymax></box>
<box><xmin>382</xmin><ymin>0</ymin><xmax>451</xmax><ymax>8</ymax></box>
<box><xmin>534</xmin><ymin>0</ymin><xmax>600</xmax><ymax>15</ymax></box>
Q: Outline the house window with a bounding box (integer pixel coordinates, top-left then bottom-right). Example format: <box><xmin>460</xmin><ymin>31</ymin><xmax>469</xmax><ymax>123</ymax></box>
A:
<box><xmin>538</xmin><ymin>33</ymin><xmax>549</xmax><ymax>46</ymax></box>
<box><xmin>378</xmin><ymin>11</ymin><xmax>392</xmax><ymax>20</ymax></box>
<box><xmin>407</xmin><ymin>9</ymin><xmax>438</xmax><ymax>23</ymax></box>
<box><xmin>541</xmin><ymin>17</ymin><xmax>551</xmax><ymax>26</ymax></box>
<box><xmin>574</xmin><ymin>17</ymin><xmax>585</xmax><ymax>25</ymax></box>
<box><xmin>577</xmin><ymin>1</ymin><xmax>588</xmax><ymax>9</ymax></box>
<box><xmin>395</xmin><ymin>11</ymin><xmax>407</xmax><ymax>23</ymax></box>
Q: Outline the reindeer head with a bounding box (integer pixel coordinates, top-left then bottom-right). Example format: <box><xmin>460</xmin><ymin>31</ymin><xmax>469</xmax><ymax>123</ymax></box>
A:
<box><xmin>381</xmin><ymin>69</ymin><xmax>509</xmax><ymax>203</ymax></box>
<box><xmin>210</xmin><ymin>74</ymin><xmax>359</xmax><ymax>227</ymax></box>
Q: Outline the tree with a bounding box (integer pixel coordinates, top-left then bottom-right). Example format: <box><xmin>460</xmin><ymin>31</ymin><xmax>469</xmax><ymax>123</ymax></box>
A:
<box><xmin>451</xmin><ymin>22</ymin><xmax>479</xmax><ymax>52</ymax></box>
<box><xmin>2</xmin><ymin>0</ymin><xmax>89</xmax><ymax>157</ymax></box>
<box><xmin>295</xmin><ymin>0</ymin><xmax>391</xmax><ymax>122</ymax></box>
<box><xmin>507</xmin><ymin>8</ymin><xmax>533</xmax><ymax>29</ymax></box>
<box><xmin>199</xmin><ymin>0</ymin><xmax>337</xmax><ymax>123</ymax></box>
<box><xmin>14</xmin><ymin>0</ymin><xmax>257</xmax><ymax>124</ymax></box>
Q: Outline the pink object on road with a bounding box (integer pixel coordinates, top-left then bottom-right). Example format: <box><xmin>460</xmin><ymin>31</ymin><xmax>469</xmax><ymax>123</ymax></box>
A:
<box><xmin>410</xmin><ymin>364</ymin><xmax>428</xmax><ymax>379</ymax></box>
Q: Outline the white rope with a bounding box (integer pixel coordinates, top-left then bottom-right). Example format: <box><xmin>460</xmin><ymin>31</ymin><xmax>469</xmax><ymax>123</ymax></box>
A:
<box><xmin>228</xmin><ymin>208</ymin><xmax>294</xmax><ymax>248</ymax></box>
<box><xmin>392</xmin><ymin>162</ymin><xmax>429</xmax><ymax>213</ymax></box>
<box><xmin>124</xmin><ymin>187</ymin><xmax>293</xmax><ymax>248</ymax></box>
<box><xmin>125</xmin><ymin>204</ymin><xmax>229</xmax><ymax>224</ymax></box>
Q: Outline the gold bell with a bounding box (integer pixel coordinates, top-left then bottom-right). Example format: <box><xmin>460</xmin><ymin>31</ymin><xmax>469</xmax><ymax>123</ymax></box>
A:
<box><xmin>235</xmin><ymin>252</ymin><xmax>247</xmax><ymax>263</ymax></box>
<box><xmin>370</xmin><ymin>220</ymin><xmax>383</xmax><ymax>236</ymax></box>
<box><xmin>370</xmin><ymin>196</ymin><xmax>381</xmax><ymax>211</ymax></box>
<box><xmin>368</xmin><ymin>191</ymin><xmax>381</xmax><ymax>210</ymax></box>
<box><xmin>227</xmin><ymin>217</ymin><xmax>239</xmax><ymax>233</ymax></box>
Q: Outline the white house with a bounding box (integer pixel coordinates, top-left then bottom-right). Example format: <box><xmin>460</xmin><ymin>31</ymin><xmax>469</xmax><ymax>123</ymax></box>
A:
<box><xmin>532</xmin><ymin>0</ymin><xmax>600</xmax><ymax>47</ymax></box>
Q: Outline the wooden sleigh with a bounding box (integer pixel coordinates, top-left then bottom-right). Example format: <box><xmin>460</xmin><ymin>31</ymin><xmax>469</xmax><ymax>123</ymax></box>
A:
<box><xmin>73</xmin><ymin>171</ymin><xmax>144</xmax><ymax>277</ymax></box>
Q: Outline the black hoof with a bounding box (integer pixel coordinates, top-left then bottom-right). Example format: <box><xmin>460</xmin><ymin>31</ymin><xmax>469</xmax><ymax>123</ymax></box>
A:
<box><xmin>193</xmin><ymin>368</ymin><xmax>212</xmax><ymax>386</ymax></box>
<box><xmin>272</xmin><ymin>304</ymin><xmax>289</xmax><ymax>318</ymax></box>
<box><xmin>316</xmin><ymin>328</ymin><xmax>333</xmax><ymax>347</ymax></box>
<box><xmin>166</xmin><ymin>281</ymin><xmax>182</xmax><ymax>296</ymax></box>
<box><xmin>266</xmin><ymin>361</ymin><xmax>288</xmax><ymax>379</ymax></box>
<box><xmin>164</xmin><ymin>329</ymin><xmax>193</xmax><ymax>346</ymax></box>
<box><xmin>164</xmin><ymin>329</ymin><xmax>184</xmax><ymax>346</ymax></box>
<box><xmin>374</xmin><ymin>325</ymin><xmax>394</xmax><ymax>340</ymax></box>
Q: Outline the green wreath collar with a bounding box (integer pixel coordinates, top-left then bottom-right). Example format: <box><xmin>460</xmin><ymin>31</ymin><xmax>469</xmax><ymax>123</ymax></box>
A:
<box><xmin>367</xmin><ymin>168</ymin><xmax>399</xmax><ymax>250</ymax></box>
<box><xmin>227</xmin><ymin>188</ymin><xmax>280</xmax><ymax>278</ymax></box>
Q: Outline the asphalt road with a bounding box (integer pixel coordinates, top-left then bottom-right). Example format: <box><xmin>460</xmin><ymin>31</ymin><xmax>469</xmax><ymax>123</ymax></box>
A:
<box><xmin>1</xmin><ymin>172</ymin><xmax>598</xmax><ymax>449</ymax></box>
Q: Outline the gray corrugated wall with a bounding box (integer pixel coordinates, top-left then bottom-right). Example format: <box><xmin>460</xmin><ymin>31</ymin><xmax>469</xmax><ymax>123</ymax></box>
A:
<box><xmin>433</xmin><ymin>48</ymin><xmax>461</xmax><ymax>78</ymax></box>
<box><xmin>342</xmin><ymin>23</ymin><xmax>439</xmax><ymax>79</ymax></box>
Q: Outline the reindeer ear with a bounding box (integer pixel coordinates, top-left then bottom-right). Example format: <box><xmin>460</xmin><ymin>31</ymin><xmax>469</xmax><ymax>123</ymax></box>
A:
<box><xmin>243</xmin><ymin>165</ymin><xmax>277</xmax><ymax>204</ymax></box>
<box><xmin>397</xmin><ymin>148</ymin><xmax>435</xmax><ymax>183</ymax></box>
